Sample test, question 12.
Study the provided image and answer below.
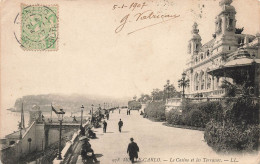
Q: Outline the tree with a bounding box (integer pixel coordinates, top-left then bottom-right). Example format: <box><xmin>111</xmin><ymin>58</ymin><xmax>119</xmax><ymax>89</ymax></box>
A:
<box><xmin>151</xmin><ymin>89</ymin><xmax>164</xmax><ymax>101</ymax></box>
<box><xmin>221</xmin><ymin>79</ymin><xmax>254</xmax><ymax>97</ymax></box>
<box><xmin>178</xmin><ymin>75</ymin><xmax>190</xmax><ymax>97</ymax></box>
<box><xmin>137</xmin><ymin>94</ymin><xmax>151</xmax><ymax>103</ymax></box>
<box><xmin>163</xmin><ymin>80</ymin><xmax>177</xmax><ymax>100</ymax></box>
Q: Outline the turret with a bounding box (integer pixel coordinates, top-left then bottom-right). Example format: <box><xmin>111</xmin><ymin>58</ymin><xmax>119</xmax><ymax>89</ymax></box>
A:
<box><xmin>215</xmin><ymin>0</ymin><xmax>236</xmax><ymax>37</ymax></box>
<box><xmin>188</xmin><ymin>22</ymin><xmax>202</xmax><ymax>55</ymax></box>
<box><xmin>213</xmin><ymin>0</ymin><xmax>237</xmax><ymax>52</ymax></box>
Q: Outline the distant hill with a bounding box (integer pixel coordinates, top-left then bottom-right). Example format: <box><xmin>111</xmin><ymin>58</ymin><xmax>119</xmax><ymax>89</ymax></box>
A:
<box><xmin>13</xmin><ymin>94</ymin><xmax>129</xmax><ymax>112</ymax></box>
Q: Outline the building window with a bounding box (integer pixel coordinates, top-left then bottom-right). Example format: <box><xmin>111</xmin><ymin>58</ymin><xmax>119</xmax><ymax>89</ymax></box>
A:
<box><xmin>9</xmin><ymin>141</ymin><xmax>15</xmax><ymax>145</ymax></box>
<box><xmin>195</xmin><ymin>74</ymin><xmax>199</xmax><ymax>91</ymax></box>
<box><xmin>200</xmin><ymin>72</ymin><xmax>205</xmax><ymax>90</ymax></box>
<box><xmin>207</xmin><ymin>50</ymin><xmax>210</xmax><ymax>56</ymax></box>
<box><xmin>207</xmin><ymin>77</ymin><xmax>211</xmax><ymax>89</ymax></box>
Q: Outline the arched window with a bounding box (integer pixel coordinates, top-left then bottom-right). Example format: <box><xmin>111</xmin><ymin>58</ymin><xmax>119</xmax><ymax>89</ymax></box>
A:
<box><xmin>207</xmin><ymin>49</ymin><xmax>210</xmax><ymax>56</ymax></box>
<box><xmin>188</xmin><ymin>42</ymin><xmax>191</xmax><ymax>54</ymax></box>
<box><xmin>200</xmin><ymin>72</ymin><xmax>205</xmax><ymax>90</ymax></box>
<box><xmin>9</xmin><ymin>141</ymin><xmax>15</xmax><ymax>145</ymax></box>
<box><xmin>207</xmin><ymin>77</ymin><xmax>211</xmax><ymax>89</ymax></box>
<box><xmin>194</xmin><ymin>73</ymin><xmax>199</xmax><ymax>91</ymax></box>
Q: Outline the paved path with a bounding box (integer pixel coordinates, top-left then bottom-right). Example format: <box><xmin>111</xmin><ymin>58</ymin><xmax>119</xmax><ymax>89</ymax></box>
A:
<box><xmin>76</xmin><ymin>109</ymin><xmax>258</xmax><ymax>164</ymax></box>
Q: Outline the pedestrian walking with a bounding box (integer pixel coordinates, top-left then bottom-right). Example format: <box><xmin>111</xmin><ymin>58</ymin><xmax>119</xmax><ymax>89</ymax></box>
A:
<box><xmin>103</xmin><ymin>120</ymin><xmax>107</xmax><ymax>133</ymax></box>
<box><xmin>119</xmin><ymin>108</ymin><xmax>121</xmax><ymax>114</ymax></box>
<box><xmin>106</xmin><ymin>113</ymin><xmax>109</xmax><ymax>120</ymax></box>
<box><xmin>127</xmin><ymin>138</ymin><xmax>139</xmax><ymax>163</ymax></box>
<box><xmin>129</xmin><ymin>109</ymin><xmax>131</xmax><ymax>115</ymax></box>
<box><xmin>118</xmin><ymin>119</ymin><xmax>123</xmax><ymax>132</ymax></box>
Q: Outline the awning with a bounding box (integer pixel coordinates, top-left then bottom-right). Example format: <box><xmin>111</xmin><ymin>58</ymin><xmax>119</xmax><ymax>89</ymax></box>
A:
<box><xmin>207</xmin><ymin>58</ymin><xmax>260</xmax><ymax>77</ymax></box>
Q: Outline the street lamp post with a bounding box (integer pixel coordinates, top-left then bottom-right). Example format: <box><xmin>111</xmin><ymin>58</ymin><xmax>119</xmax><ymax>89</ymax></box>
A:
<box><xmin>56</xmin><ymin>109</ymin><xmax>65</xmax><ymax>160</ymax></box>
<box><xmin>91</xmin><ymin>104</ymin><xmax>94</xmax><ymax>123</ymax></box>
<box><xmin>80</xmin><ymin>105</ymin><xmax>84</xmax><ymax>126</ymax></box>
<box><xmin>178</xmin><ymin>72</ymin><xmax>189</xmax><ymax>98</ymax></box>
<box><xmin>182</xmin><ymin>72</ymin><xmax>186</xmax><ymax>97</ymax></box>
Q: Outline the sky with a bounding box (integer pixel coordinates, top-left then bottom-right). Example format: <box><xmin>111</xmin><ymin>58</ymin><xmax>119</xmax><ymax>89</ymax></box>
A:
<box><xmin>1</xmin><ymin>0</ymin><xmax>259</xmax><ymax>109</ymax></box>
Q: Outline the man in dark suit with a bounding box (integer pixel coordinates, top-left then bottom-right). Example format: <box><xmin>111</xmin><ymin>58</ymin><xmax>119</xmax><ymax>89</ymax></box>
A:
<box><xmin>127</xmin><ymin>138</ymin><xmax>139</xmax><ymax>163</ymax></box>
<box><xmin>118</xmin><ymin>119</ymin><xmax>123</xmax><ymax>132</ymax></box>
<box><xmin>103</xmin><ymin>120</ymin><xmax>107</xmax><ymax>133</ymax></box>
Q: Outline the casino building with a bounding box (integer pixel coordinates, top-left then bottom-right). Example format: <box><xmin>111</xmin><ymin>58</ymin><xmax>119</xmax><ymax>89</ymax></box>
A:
<box><xmin>183</xmin><ymin>0</ymin><xmax>260</xmax><ymax>98</ymax></box>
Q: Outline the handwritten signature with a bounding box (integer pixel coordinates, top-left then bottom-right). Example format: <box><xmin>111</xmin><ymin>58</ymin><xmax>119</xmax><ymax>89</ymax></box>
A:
<box><xmin>115</xmin><ymin>10</ymin><xmax>180</xmax><ymax>34</ymax></box>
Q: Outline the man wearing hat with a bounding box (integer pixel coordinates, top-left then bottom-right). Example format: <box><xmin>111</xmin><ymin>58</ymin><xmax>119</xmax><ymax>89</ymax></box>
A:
<box><xmin>103</xmin><ymin>120</ymin><xmax>107</xmax><ymax>133</ymax></box>
<box><xmin>118</xmin><ymin>119</ymin><xmax>123</xmax><ymax>132</ymax></box>
<box><xmin>127</xmin><ymin>138</ymin><xmax>139</xmax><ymax>163</ymax></box>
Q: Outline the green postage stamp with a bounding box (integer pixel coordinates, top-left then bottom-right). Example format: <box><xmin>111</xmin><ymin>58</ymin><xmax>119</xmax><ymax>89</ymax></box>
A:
<box><xmin>21</xmin><ymin>4</ymin><xmax>58</xmax><ymax>51</ymax></box>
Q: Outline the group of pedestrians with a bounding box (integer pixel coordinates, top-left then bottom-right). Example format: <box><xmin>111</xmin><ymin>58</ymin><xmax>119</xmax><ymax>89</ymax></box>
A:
<box><xmin>102</xmin><ymin>118</ymin><xmax>124</xmax><ymax>133</ymax></box>
<box><xmin>127</xmin><ymin>109</ymin><xmax>131</xmax><ymax>115</ymax></box>
<box><xmin>104</xmin><ymin>108</ymin><xmax>140</xmax><ymax>163</ymax></box>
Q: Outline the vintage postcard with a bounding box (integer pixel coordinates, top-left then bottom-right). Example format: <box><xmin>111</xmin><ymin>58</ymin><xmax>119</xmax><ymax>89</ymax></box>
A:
<box><xmin>0</xmin><ymin>0</ymin><xmax>259</xmax><ymax>164</ymax></box>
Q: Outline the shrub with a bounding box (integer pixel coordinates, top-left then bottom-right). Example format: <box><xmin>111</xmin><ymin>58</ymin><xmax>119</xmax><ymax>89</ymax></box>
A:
<box><xmin>180</xmin><ymin>100</ymin><xmax>223</xmax><ymax>128</ymax></box>
<box><xmin>223</xmin><ymin>97</ymin><xmax>259</xmax><ymax>125</ymax></box>
<box><xmin>197</xmin><ymin>101</ymin><xmax>223</xmax><ymax>123</ymax></box>
<box><xmin>145</xmin><ymin>101</ymin><xmax>166</xmax><ymax>121</ymax></box>
<box><xmin>204</xmin><ymin>120</ymin><xmax>259</xmax><ymax>152</ymax></box>
<box><xmin>184</xmin><ymin>109</ymin><xmax>205</xmax><ymax>127</ymax></box>
<box><xmin>166</xmin><ymin>110</ymin><xmax>183</xmax><ymax>125</ymax></box>
<box><xmin>128</xmin><ymin>100</ymin><xmax>142</xmax><ymax>110</ymax></box>
<box><xmin>204</xmin><ymin>97</ymin><xmax>259</xmax><ymax>152</ymax></box>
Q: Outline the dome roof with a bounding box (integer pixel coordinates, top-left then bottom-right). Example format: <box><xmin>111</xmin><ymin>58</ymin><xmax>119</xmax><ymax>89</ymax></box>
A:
<box><xmin>190</xmin><ymin>22</ymin><xmax>201</xmax><ymax>40</ymax></box>
<box><xmin>219</xmin><ymin>0</ymin><xmax>232</xmax><ymax>6</ymax></box>
<box><xmin>223</xmin><ymin>5</ymin><xmax>235</xmax><ymax>12</ymax></box>
<box><xmin>191</xmin><ymin>34</ymin><xmax>201</xmax><ymax>40</ymax></box>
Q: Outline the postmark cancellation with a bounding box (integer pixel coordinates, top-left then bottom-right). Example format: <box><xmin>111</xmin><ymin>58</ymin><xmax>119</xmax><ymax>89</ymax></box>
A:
<box><xmin>21</xmin><ymin>4</ymin><xmax>59</xmax><ymax>51</ymax></box>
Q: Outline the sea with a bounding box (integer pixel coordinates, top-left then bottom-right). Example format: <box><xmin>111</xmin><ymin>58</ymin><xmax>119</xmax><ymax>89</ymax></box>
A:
<box><xmin>0</xmin><ymin>108</ymin><xmax>90</xmax><ymax>138</ymax></box>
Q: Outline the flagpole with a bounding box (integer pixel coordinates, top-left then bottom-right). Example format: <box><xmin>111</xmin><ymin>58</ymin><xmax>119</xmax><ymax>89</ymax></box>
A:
<box><xmin>51</xmin><ymin>103</ymin><xmax>53</xmax><ymax>123</ymax></box>
<box><xmin>21</xmin><ymin>102</ymin><xmax>25</xmax><ymax>129</ymax></box>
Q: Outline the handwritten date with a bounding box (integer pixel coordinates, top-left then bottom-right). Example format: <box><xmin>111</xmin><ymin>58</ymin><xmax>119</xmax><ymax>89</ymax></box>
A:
<box><xmin>113</xmin><ymin>2</ymin><xmax>148</xmax><ymax>11</ymax></box>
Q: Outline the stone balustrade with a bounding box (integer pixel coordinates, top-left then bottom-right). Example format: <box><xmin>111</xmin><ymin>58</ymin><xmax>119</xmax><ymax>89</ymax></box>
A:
<box><xmin>53</xmin><ymin>119</ymin><xmax>91</xmax><ymax>164</ymax></box>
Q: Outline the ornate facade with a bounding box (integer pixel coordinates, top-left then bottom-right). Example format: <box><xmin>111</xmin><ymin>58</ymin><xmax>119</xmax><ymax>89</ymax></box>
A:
<box><xmin>184</xmin><ymin>0</ymin><xmax>260</xmax><ymax>98</ymax></box>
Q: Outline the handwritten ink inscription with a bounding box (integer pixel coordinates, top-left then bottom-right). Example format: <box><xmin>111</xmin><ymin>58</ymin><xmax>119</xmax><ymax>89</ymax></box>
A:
<box><xmin>113</xmin><ymin>2</ymin><xmax>148</xmax><ymax>11</ymax></box>
<box><xmin>113</xmin><ymin>2</ymin><xmax>180</xmax><ymax>35</ymax></box>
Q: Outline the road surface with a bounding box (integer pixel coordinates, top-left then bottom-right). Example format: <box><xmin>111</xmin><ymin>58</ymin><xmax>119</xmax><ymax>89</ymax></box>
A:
<box><xmin>75</xmin><ymin>108</ymin><xmax>259</xmax><ymax>164</ymax></box>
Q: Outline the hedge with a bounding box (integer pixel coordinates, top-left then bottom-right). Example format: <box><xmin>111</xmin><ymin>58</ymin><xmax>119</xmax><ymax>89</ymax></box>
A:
<box><xmin>204</xmin><ymin>120</ymin><xmax>259</xmax><ymax>152</ymax></box>
<box><xmin>166</xmin><ymin>110</ymin><xmax>183</xmax><ymax>125</ymax></box>
<box><xmin>204</xmin><ymin>97</ymin><xmax>259</xmax><ymax>152</ymax></box>
<box><xmin>145</xmin><ymin>101</ymin><xmax>166</xmax><ymax>121</ymax></box>
<box><xmin>166</xmin><ymin>100</ymin><xmax>223</xmax><ymax>128</ymax></box>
